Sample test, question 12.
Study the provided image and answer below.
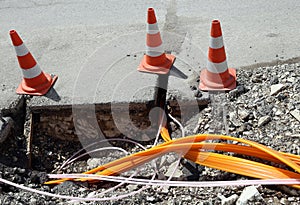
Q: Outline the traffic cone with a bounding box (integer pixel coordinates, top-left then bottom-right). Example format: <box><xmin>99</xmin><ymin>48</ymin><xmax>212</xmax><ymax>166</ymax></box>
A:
<box><xmin>138</xmin><ymin>8</ymin><xmax>175</xmax><ymax>74</ymax></box>
<box><xmin>10</xmin><ymin>30</ymin><xmax>58</xmax><ymax>95</ymax></box>
<box><xmin>199</xmin><ymin>20</ymin><xmax>236</xmax><ymax>91</ymax></box>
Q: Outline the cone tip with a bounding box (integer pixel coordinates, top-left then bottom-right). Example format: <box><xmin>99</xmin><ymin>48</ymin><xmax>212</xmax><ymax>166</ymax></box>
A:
<box><xmin>210</xmin><ymin>19</ymin><xmax>222</xmax><ymax>38</ymax></box>
<box><xmin>9</xmin><ymin>30</ymin><xmax>17</xmax><ymax>35</ymax></box>
<box><xmin>212</xmin><ymin>19</ymin><xmax>220</xmax><ymax>24</ymax></box>
<box><xmin>9</xmin><ymin>30</ymin><xmax>23</xmax><ymax>46</ymax></box>
<box><xmin>147</xmin><ymin>7</ymin><xmax>157</xmax><ymax>24</ymax></box>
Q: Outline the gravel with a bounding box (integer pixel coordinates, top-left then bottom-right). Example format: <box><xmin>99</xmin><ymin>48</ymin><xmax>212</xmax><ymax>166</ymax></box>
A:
<box><xmin>0</xmin><ymin>62</ymin><xmax>300</xmax><ymax>204</ymax></box>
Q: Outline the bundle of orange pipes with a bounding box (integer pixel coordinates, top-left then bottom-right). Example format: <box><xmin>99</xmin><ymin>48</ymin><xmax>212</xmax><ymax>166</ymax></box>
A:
<box><xmin>46</xmin><ymin>127</ymin><xmax>300</xmax><ymax>189</ymax></box>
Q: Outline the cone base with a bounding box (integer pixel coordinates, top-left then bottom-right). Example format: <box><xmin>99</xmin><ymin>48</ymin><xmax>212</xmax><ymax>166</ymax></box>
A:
<box><xmin>16</xmin><ymin>73</ymin><xmax>58</xmax><ymax>96</ymax></box>
<box><xmin>199</xmin><ymin>68</ymin><xmax>236</xmax><ymax>91</ymax></box>
<box><xmin>138</xmin><ymin>54</ymin><xmax>176</xmax><ymax>75</ymax></box>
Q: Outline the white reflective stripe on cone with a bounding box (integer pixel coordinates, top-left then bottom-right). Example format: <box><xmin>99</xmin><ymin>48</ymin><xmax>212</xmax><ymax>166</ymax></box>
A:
<box><xmin>209</xmin><ymin>36</ymin><xmax>224</xmax><ymax>49</ymax></box>
<box><xmin>14</xmin><ymin>43</ymin><xmax>29</xmax><ymax>57</ymax></box>
<box><xmin>207</xmin><ymin>60</ymin><xmax>228</xmax><ymax>73</ymax></box>
<box><xmin>147</xmin><ymin>23</ymin><xmax>159</xmax><ymax>35</ymax></box>
<box><xmin>146</xmin><ymin>44</ymin><xmax>164</xmax><ymax>57</ymax></box>
<box><xmin>21</xmin><ymin>64</ymin><xmax>42</xmax><ymax>79</ymax></box>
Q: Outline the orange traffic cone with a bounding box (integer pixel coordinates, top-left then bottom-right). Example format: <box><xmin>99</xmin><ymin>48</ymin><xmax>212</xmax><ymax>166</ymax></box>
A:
<box><xmin>10</xmin><ymin>30</ymin><xmax>57</xmax><ymax>95</ymax></box>
<box><xmin>199</xmin><ymin>20</ymin><xmax>236</xmax><ymax>91</ymax></box>
<box><xmin>138</xmin><ymin>8</ymin><xmax>175</xmax><ymax>75</ymax></box>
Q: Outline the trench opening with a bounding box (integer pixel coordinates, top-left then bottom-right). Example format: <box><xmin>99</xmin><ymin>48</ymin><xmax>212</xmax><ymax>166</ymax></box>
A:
<box><xmin>29</xmin><ymin>102</ymin><xmax>156</xmax><ymax>172</ymax></box>
<box><xmin>25</xmin><ymin>99</ymin><xmax>204</xmax><ymax>173</ymax></box>
<box><xmin>0</xmin><ymin>94</ymin><xmax>206</xmax><ymax>172</ymax></box>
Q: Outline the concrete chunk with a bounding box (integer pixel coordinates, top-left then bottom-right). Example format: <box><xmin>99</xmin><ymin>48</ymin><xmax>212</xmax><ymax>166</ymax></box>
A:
<box><xmin>236</xmin><ymin>186</ymin><xmax>262</xmax><ymax>205</ymax></box>
<box><xmin>258</xmin><ymin>115</ymin><xmax>271</xmax><ymax>127</ymax></box>
<box><xmin>290</xmin><ymin>109</ymin><xmax>300</xmax><ymax>122</ymax></box>
<box><xmin>270</xmin><ymin>84</ymin><xmax>285</xmax><ymax>96</ymax></box>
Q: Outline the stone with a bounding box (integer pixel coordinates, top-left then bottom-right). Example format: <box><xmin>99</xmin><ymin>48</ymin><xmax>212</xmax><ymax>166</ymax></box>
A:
<box><xmin>229</xmin><ymin>112</ymin><xmax>242</xmax><ymax>127</ymax></box>
<box><xmin>159</xmin><ymin>185</ymin><xmax>169</xmax><ymax>194</ymax></box>
<box><xmin>193</xmin><ymin>124</ymin><xmax>200</xmax><ymax>133</ymax></box>
<box><xmin>86</xmin><ymin>191</ymin><xmax>97</xmax><ymax>198</ymax></box>
<box><xmin>164</xmin><ymin>161</ymin><xmax>183</xmax><ymax>178</ymax></box>
<box><xmin>146</xmin><ymin>196</ymin><xmax>156</xmax><ymax>202</ymax></box>
<box><xmin>270</xmin><ymin>84</ymin><xmax>285</xmax><ymax>96</ymax></box>
<box><xmin>221</xmin><ymin>194</ymin><xmax>238</xmax><ymax>205</ymax></box>
<box><xmin>87</xmin><ymin>158</ymin><xmax>103</xmax><ymax>169</ymax></box>
<box><xmin>236</xmin><ymin>186</ymin><xmax>262</xmax><ymax>205</ymax></box>
<box><xmin>286</xmin><ymin>77</ymin><xmax>296</xmax><ymax>83</ymax></box>
<box><xmin>258</xmin><ymin>116</ymin><xmax>271</xmax><ymax>127</ymax></box>
<box><xmin>290</xmin><ymin>109</ymin><xmax>300</xmax><ymax>122</ymax></box>
<box><xmin>217</xmin><ymin>193</ymin><xmax>226</xmax><ymax>200</ymax></box>
<box><xmin>0</xmin><ymin>117</ymin><xmax>13</xmax><ymax>143</ymax></box>
<box><xmin>275</xmin><ymin>109</ymin><xmax>284</xmax><ymax>116</ymax></box>
<box><xmin>29</xmin><ymin>198</ymin><xmax>37</xmax><ymax>205</ymax></box>
<box><xmin>238</xmin><ymin>109</ymin><xmax>250</xmax><ymax>121</ymax></box>
<box><xmin>270</xmin><ymin>76</ymin><xmax>279</xmax><ymax>85</ymax></box>
<box><xmin>272</xmin><ymin>197</ymin><xmax>281</xmax><ymax>205</ymax></box>
<box><xmin>229</xmin><ymin>85</ymin><xmax>246</xmax><ymax>98</ymax></box>
<box><xmin>127</xmin><ymin>184</ymin><xmax>138</xmax><ymax>192</ymax></box>
<box><xmin>181</xmin><ymin>159</ymin><xmax>202</xmax><ymax>180</ymax></box>
<box><xmin>280</xmin><ymin>198</ymin><xmax>288</xmax><ymax>204</ymax></box>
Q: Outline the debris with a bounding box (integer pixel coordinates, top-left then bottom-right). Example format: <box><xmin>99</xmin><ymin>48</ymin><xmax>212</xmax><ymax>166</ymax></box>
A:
<box><xmin>274</xmin><ymin>109</ymin><xmax>284</xmax><ymax>116</ymax></box>
<box><xmin>270</xmin><ymin>84</ymin><xmax>285</xmax><ymax>96</ymax></box>
<box><xmin>146</xmin><ymin>196</ymin><xmax>157</xmax><ymax>202</ymax></box>
<box><xmin>127</xmin><ymin>184</ymin><xmax>138</xmax><ymax>192</ymax></box>
<box><xmin>238</xmin><ymin>109</ymin><xmax>250</xmax><ymax>121</ymax></box>
<box><xmin>280</xmin><ymin>197</ymin><xmax>288</xmax><ymax>204</ymax></box>
<box><xmin>0</xmin><ymin>117</ymin><xmax>13</xmax><ymax>143</ymax></box>
<box><xmin>270</xmin><ymin>76</ymin><xmax>279</xmax><ymax>85</ymax></box>
<box><xmin>236</xmin><ymin>186</ymin><xmax>263</xmax><ymax>205</ymax></box>
<box><xmin>158</xmin><ymin>185</ymin><xmax>169</xmax><ymax>194</ymax></box>
<box><xmin>218</xmin><ymin>193</ymin><xmax>238</xmax><ymax>205</ymax></box>
<box><xmin>221</xmin><ymin>194</ymin><xmax>238</xmax><ymax>205</ymax></box>
<box><xmin>258</xmin><ymin>115</ymin><xmax>271</xmax><ymax>127</ymax></box>
<box><xmin>181</xmin><ymin>158</ymin><xmax>203</xmax><ymax>180</ymax></box>
<box><xmin>286</xmin><ymin>77</ymin><xmax>296</xmax><ymax>83</ymax></box>
<box><xmin>229</xmin><ymin>112</ymin><xmax>242</xmax><ymax>127</ymax></box>
<box><xmin>164</xmin><ymin>161</ymin><xmax>183</xmax><ymax>178</ymax></box>
<box><xmin>229</xmin><ymin>85</ymin><xmax>246</xmax><ymax>99</ymax></box>
<box><xmin>87</xmin><ymin>158</ymin><xmax>103</xmax><ymax>169</ymax></box>
<box><xmin>271</xmin><ymin>197</ymin><xmax>281</xmax><ymax>205</ymax></box>
<box><xmin>290</xmin><ymin>109</ymin><xmax>300</xmax><ymax>122</ymax></box>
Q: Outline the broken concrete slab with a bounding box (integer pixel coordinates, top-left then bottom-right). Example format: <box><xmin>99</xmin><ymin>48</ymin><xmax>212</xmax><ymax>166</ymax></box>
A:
<box><xmin>0</xmin><ymin>91</ymin><xmax>23</xmax><ymax>115</ymax></box>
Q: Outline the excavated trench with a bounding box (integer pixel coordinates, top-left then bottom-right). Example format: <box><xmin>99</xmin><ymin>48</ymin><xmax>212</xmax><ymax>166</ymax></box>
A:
<box><xmin>0</xmin><ymin>85</ymin><xmax>207</xmax><ymax>173</ymax></box>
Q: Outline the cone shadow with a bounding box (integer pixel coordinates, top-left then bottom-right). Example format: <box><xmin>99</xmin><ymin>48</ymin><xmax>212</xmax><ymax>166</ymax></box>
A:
<box><xmin>169</xmin><ymin>65</ymin><xmax>188</xmax><ymax>79</ymax></box>
<box><xmin>44</xmin><ymin>87</ymin><xmax>61</xmax><ymax>102</ymax></box>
